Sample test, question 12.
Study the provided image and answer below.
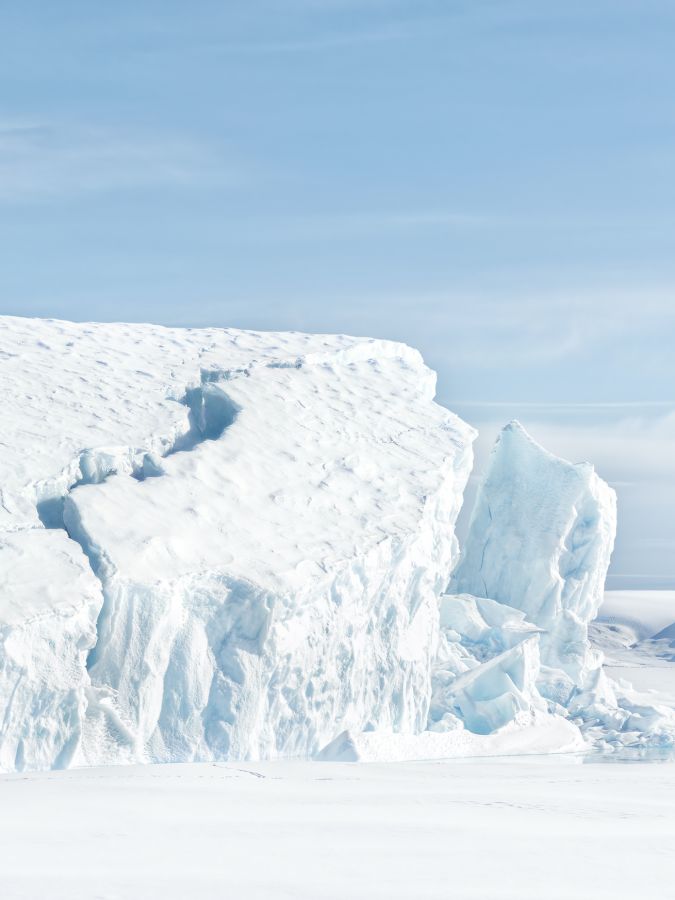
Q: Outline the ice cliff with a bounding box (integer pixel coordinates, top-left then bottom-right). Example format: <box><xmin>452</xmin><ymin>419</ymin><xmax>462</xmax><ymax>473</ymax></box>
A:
<box><xmin>450</xmin><ymin>421</ymin><xmax>616</xmax><ymax>686</ymax></box>
<box><xmin>0</xmin><ymin>316</ymin><xmax>672</xmax><ymax>771</ymax></box>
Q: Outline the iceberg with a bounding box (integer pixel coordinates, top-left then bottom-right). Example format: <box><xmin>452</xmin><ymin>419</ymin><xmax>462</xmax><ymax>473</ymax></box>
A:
<box><xmin>0</xmin><ymin>316</ymin><xmax>475</xmax><ymax>768</ymax></box>
<box><xmin>450</xmin><ymin>420</ymin><xmax>617</xmax><ymax>684</ymax></box>
<box><xmin>442</xmin><ymin>422</ymin><xmax>675</xmax><ymax>752</ymax></box>
<box><xmin>1</xmin><ymin>316</ymin><xmax>673</xmax><ymax>770</ymax></box>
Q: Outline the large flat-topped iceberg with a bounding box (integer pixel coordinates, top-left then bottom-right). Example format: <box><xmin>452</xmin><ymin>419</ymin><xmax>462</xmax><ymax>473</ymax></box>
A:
<box><xmin>0</xmin><ymin>316</ymin><xmax>476</xmax><ymax>768</ymax></box>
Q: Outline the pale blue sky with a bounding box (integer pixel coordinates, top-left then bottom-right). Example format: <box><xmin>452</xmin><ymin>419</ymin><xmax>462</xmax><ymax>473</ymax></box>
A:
<box><xmin>1</xmin><ymin>1</ymin><xmax>674</xmax><ymax>584</ymax></box>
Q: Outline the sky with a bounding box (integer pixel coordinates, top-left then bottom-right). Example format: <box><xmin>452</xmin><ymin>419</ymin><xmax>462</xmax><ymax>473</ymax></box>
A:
<box><xmin>1</xmin><ymin>0</ymin><xmax>674</xmax><ymax>586</ymax></box>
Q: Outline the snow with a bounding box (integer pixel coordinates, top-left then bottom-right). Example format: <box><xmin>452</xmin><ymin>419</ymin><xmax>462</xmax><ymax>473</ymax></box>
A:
<box><xmin>599</xmin><ymin>590</ymin><xmax>675</xmax><ymax>642</ymax></box>
<box><xmin>317</xmin><ymin>714</ymin><xmax>583</xmax><ymax>761</ymax></box>
<box><xmin>1</xmin><ymin>757</ymin><xmax>674</xmax><ymax>900</ymax></box>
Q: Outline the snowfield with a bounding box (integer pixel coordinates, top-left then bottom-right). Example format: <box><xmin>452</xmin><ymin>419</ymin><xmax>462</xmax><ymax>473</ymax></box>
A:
<box><xmin>1</xmin><ymin>754</ymin><xmax>674</xmax><ymax>900</ymax></box>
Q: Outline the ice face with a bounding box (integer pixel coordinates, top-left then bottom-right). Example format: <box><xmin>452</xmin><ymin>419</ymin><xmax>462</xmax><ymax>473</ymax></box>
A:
<box><xmin>450</xmin><ymin>421</ymin><xmax>617</xmax><ymax>679</ymax></box>
<box><xmin>0</xmin><ymin>530</ymin><xmax>102</xmax><ymax>771</ymax></box>
<box><xmin>429</xmin><ymin>594</ymin><xmax>547</xmax><ymax>734</ymax></box>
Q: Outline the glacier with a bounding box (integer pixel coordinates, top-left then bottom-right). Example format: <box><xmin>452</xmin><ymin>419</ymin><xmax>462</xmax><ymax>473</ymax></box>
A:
<box><xmin>0</xmin><ymin>315</ymin><xmax>673</xmax><ymax>771</ymax></box>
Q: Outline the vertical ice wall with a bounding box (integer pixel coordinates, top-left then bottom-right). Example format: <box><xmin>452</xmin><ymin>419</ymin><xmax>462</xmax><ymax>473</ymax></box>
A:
<box><xmin>0</xmin><ymin>531</ymin><xmax>102</xmax><ymax>771</ymax></box>
<box><xmin>450</xmin><ymin>421</ymin><xmax>617</xmax><ymax>686</ymax></box>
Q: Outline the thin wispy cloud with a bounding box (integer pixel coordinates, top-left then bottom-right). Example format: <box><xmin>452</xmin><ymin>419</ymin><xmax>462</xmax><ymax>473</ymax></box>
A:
<box><xmin>238</xmin><ymin>210</ymin><xmax>500</xmax><ymax>241</ymax></box>
<box><xmin>217</xmin><ymin>22</ymin><xmax>410</xmax><ymax>54</ymax></box>
<box><xmin>396</xmin><ymin>287</ymin><xmax>675</xmax><ymax>368</ymax></box>
<box><xmin>453</xmin><ymin>400</ymin><xmax>675</xmax><ymax>409</ymax></box>
<box><xmin>0</xmin><ymin>123</ymin><xmax>238</xmax><ymax>201</ymax></box>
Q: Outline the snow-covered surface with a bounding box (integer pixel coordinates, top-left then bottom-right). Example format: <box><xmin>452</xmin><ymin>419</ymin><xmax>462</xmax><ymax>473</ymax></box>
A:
<box><xmin>317</xmin><ymin>714</ymin><xmax>583</xmax><ymax>761</ymax></box>
<box><xmin>1</xmin><ymin>756</ymin><xmax>674</xmax><ymax>900</ymax></box>
<box><xmin>599</xmin><ymin>590</ymin><xmax>675</xmax><ymax>642</ymax></box>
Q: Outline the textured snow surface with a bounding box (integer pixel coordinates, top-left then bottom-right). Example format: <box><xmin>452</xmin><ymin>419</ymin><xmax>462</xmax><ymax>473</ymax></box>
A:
<box><xmin>0</xmin><ymin>315</ymin><xmax>475</xmax><ymax>768</ymax></box>
<box><xmin>1</xmin><ymin>757</ymin><xmax>674</xmax><ymax>900</ymax></box>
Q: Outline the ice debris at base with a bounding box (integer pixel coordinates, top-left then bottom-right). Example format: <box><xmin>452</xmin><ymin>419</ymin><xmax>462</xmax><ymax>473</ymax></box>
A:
<box><xmin>317</xmin><ymin>712</ymin><xmax>584</xmax><ymax>762</ymax></box>
<box><xmin>0</xmin><ymin>315</ymin><xmax>674</xmax><ymax>771</ymax></box>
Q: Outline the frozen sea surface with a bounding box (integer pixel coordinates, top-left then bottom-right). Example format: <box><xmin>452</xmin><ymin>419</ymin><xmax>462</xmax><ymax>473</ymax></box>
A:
<box><xmin>0</xmin><ymin>755</ymin><xmax>673</xmax><ymax>900</ymax></box>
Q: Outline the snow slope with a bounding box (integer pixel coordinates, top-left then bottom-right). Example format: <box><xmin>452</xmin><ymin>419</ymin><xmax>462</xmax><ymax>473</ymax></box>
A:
<box><xmin>1</xmin><ymin>757</ymin><xmax>674</xmax><ymax>900</ymax></box>
<box><xmin>0</xmin><ymin>315</ymin><xmax>475</xmax><ymax>768</ymax></box>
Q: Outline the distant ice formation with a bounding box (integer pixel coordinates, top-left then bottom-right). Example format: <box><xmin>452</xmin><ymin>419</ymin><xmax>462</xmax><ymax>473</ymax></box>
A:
<box><xmin>0</xmin><ymin>316</ymin><xmax>672</xmax><ymax>771</ymax></box>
